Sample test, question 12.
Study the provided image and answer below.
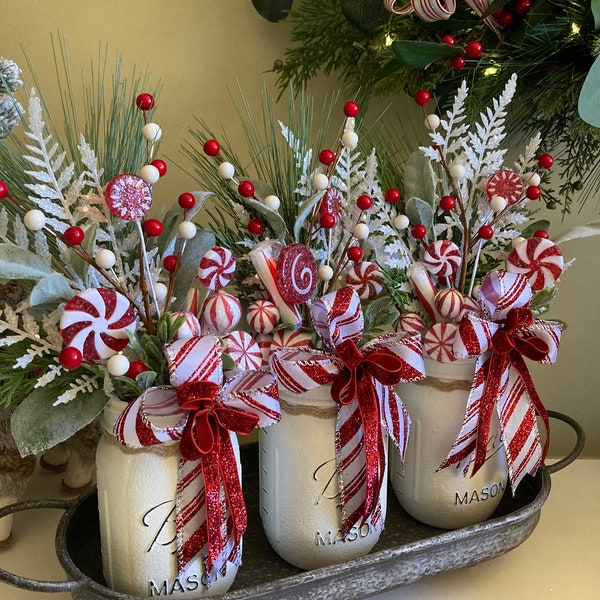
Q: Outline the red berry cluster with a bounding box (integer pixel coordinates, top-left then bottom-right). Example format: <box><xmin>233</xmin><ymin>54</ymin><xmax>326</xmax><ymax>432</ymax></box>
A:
<box><xmin>493</xmin><ymin>0</ymin><xmax>532</xmax><ymax>27</ymax></box>
<box><xmin>440</xmin><ymin>36</ymin><xmax>483</xmax><ymax>70</ymax></box>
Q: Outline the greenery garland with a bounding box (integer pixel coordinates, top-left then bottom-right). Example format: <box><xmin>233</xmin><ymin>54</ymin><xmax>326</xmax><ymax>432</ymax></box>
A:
<box><xmin>259</xmin><ymin>0</ymin><xmax>600</xmax><ymax>214</ymax></box>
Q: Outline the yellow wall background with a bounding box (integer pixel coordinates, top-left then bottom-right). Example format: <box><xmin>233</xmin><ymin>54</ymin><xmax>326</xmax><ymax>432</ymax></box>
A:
<box><xmin>2</xmin><ymin>1</ymin><xmax>598</xmax><ymax>458</ymax></box>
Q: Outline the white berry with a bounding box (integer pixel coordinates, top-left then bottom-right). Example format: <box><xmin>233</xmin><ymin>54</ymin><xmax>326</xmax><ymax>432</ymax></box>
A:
<box><xmin>154</xmin><ymin>283</ymin><xmax>168</xmax><ymax>301</ymax></box>
<box><xmin>353</xmin><ymin>222</ymin><xmax>369</xmax><ymax>240</ymax></box>
<box><xmin>24</xmin><ymin>209</ymin><xmax>46</xmax><ymax>231</ymax></box>
<box><xmin>107</xmin><ymin>354</ymin><xmax>130</xmax><ymax>377</ymax></box>
<box><xmin>178</xmin><ymin>221</ymin><xmax>197</xmax><ymax>240</ymax></box>
<box><xmin>425</xmin><ymin>114</ymin><xmax>440</xmax><ymax>131</ymax></box>
<box><xmin>341</xmin><ymin>131</ymin><xmax>359</xmax><ymax>149</ymax></box>
<box><xmin>217</xmin><ymin>162</ymin><xmax>235</xmax><ymax>179</ymax></box>
<box><xmin>264</xmin><ymin>194</ymin><xmax>281</xmax><ymax>210</ymax></box>
<box><xmin>139</xmin><ymin>164</ymin><xmax>161</xmax><ymax>185</ymax></box>
<box><xmin>142</xmin><ymin>122</ymin><xmax>162</xmax><ymax>142</ymax></box>
<box><xmin>449</xmin><ymin>163</ymin><xmax>466</xmax><ymax>180</ymax></box>
<box><xmin>512</xmin><ymin>236</ymin><xmax>527</xmax><ymax>248</ymax></box>
<box><xmin>318</xmin><ymin>265</ymin><xmax>334</xmax><ymax>281</ymax></box>
<box><xmin>523</xmin><ymin>172</ymin><xmax>540</xmax><ymax>187</ymax></box>
<box><xmin>490</xmin><ymin>195</ymin><xmax>507</xmax><ymax>213</ymax></box>
<box><xmin>95</xmin><ymin>249</ymin><xmax>116</xmax><ymax>270</ymax></box>
<box><xmin>313</xmin><ymin>173</ymin><xmax>329</xmax><ymax>191</ymax></box>
<box><xmin>393</xmin><ymin>214</ymin><xmax>410</xmax><ymax>230</ymax></box>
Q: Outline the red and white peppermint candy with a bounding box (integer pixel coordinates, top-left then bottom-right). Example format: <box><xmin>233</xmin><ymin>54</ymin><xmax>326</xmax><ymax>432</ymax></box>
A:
<box><xmin>506</xmin><ymin>237</ymin><xmax>563</xmax><ymax>291</ymax></box>
<box><xmin>486</xmin><ymin>169</ymin><xmax>524</xmax><ymax>206</ymax></box>
<box><xmin>198</xmin><ymin>246</ymin><xmax>236</xmax><ymax>291</ymax></box>
<box><xmin>422</xmin><ymin>240</ymin><xmax>461</xmax><ymax>278</ymax></box>
<box><xmin>434</xmin><ymin>288</ymin><xmax>464</xmax><ymax>320</ymax></box>
<box><xmin>320</xmin><ymin>187</ymin><xmax>343</xmax><ymax>224</ymax></box>
<box><xmin>222</xmin><ymin>330</ymin><xmax>262</xmax><ymax>372</ymax></box>
<box><xmin>172</xmin><ymin>311</ymin><xmax>202</xmax><ymax>340</ymax></box>
<box><xmin>60</xmin><ymin>287</ymin><xmax>136</xmax><ymax>361</ymax></box>
<box><xmin>269</xmin><ymin>329</ymin><xmax>315</xmax><ymax>358</ymax></box>
<box><xmin>254</xmin><ymin>333</ymin><xmax>273</xmax><ymax>367</ymax></box>
<box><xmin>104</xmin><ymin>174</ymin><xmax>153</xmax><ymax>221</ymax></box>
<box><xmin>202</xmin><ymin>291</ymin><xmax>242</xmax><ymax>334</ymax></box>
<box><xmin>246</xmin><ymin>300</ymin><xmax>280</xmax><ymax>334</ymax></box>
<box><xmin>423</xmin><ymin>322</ymin><xmax>458</xmax><ymax>362</ymax></box>
<box><xmin>397</xmin><ymin>312</ymin><xmax>424</xmax><ymax>334</ymax></box>
<box><xmin>345</xmin><ymin>261</ymin><xmax>383</xmax><ymax>299</ymax></box>
<box><xmin>276</xmin><ymin>243</ymin><xmax>317</xmax><ymax>304</ymax></box>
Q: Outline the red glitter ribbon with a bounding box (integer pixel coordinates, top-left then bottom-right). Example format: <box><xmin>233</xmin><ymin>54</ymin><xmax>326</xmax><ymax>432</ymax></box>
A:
<box><xmin>271</xmin><ymin>287</ymin><xmax>425</xmax><ymax>535</ymax></box>
<box><xmin>442</xmin><ymin>271</ymin><xmax>561</xmax><ymax>492</ymax></box>
<box><xmin>114</xmin><ymin>335</ymin><xmax>280</xmax><ymax>580</ymax></box>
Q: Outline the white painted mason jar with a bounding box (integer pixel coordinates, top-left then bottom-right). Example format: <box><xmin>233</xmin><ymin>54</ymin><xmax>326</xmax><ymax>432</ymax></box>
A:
<box><xmin>259</xmin><ymin>384</ymin><xmax>386</xmax><ymax>570</ymax></box>
<box><xmin>390</xmin><ymin>356</ymin><xmax>508</xmax><ymax>529</ymax></box>
<box><xmin>96</xmin><ymin>398</ymin><xmax>239</xmax><ymax>597</ymax></box>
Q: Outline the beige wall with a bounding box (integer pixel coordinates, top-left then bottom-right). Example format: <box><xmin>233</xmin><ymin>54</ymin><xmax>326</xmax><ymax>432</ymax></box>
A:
<box><xmin>3</xmin><ymin>1</ymin><xmax>598</xmax><ymax>458</ymax></box>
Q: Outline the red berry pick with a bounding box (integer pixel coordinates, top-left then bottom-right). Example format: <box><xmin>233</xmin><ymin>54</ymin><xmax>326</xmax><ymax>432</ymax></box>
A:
<box><xmin>411</xmin><ymin>224</ymin><xmax>427</xmax><ymax>240</ymax></box>
<box><xmin>203</xmin><ymin>139</ymin><xmax>220</xmax><ymax>157</ymax></box>
<box><xmin>163</xmin><ymin>255</ymin><xmax>178</xmax><ymax>272</ymax></box>
<box><xmin>478</xmin><ymin>225</ymin><xmax>494</xmax><ymax>240</ymax></box>
<box><xmin>356</xmin><ymin>194</ymin><xmax>373</xmax><ymax>211</ymax></box>
<box><xmin>178</xmin><ymin>192</ymin><xmax>196</xmax><ymax>210</ymax></box>
<box><xmin>534</xmin><ymin>230</ymin><xmax>550</xmax><ymax>238</ymax></box>
<box><xmin>319</xmin><ymin>213</ymin><xmax>336</xmax><ymax>229</ymax></box>
<box><xmin>347</xmin><ymin>246</ymin><xmax>363</xmax><ymax>262</ymax></box>
<box><xmin>440</xmin><ymin>195</ymin><xmax>456</xmax><ymax>211</ymax></box>
<box><xmin>127</xmin><ymin>360</ymin><xmax>148</xmax><ymax>379</ymax></box>
<box><xmin>538</xmin><ymin>153</ymin><xmax>554</xmax><ymax>169</ymax></box>
<box><xmin>526</xmin><ymin>185</ymin><xmax>542</xmax><ymax>200</ymax></box>
<box><xmin>441</xmin><ymin>35</ymin><xmax>456</xmax><ymax>46</ymax></box>
<box><xmin>319</xmin><ymin>149</ymin><xmax>336</xmax><ymax>166</ymax></box>
<box><xmin>343</xmin><ymin>101</ymin><xmax>359</xmax><ymax>117</ymax></box>
<box><xmin>150</xmin><ymin>159</ymin><xmax>168</xmax><ymax>177</ymax></box>
<box><xmin>136</xmin><ymin>93</ymin><xmax>155</xmax><ymax>111</ymax></box>
<box><xmin>0</xmin><ymin>181</ymin><xmax>8</xmax><ymax>199</ymax></box>
<box><xmin>385</xmin><ymin>188</ymin><xmax>401</xmax><ymax>203</ymax></box>
<box><xmin>414</xmin><ymin>90</ymin><xmax>431</xmax><ymax>107</ymax></box>
<box><xmin>63</xmin><ymin>226</ymin><xmax>84</xmax><ymax>246</ymax></box>
<box><xmin>143</xmin><ymin>218</ymin><xmax>163</xmax><ymax>237</ymax></box>
<box><xmin>465</xmin><ymin>41</ymin><xmax>483</xmax><ymax>58</ymax></box>
<box><xmin>59</xmin><ymin>347</ymin><xmax>83</xmax><ymax>370</ymax></box>
<box><xmin>451</xmin><ymin>55</ymin><xmax>466</xmax><ymax>69</ymax></box>
<box><xmin>238</xmin><ymin>180</ymin><xmax>255</xmax><ymax>198</ymax></box>
<box><xmin>247</xmin><ymin>219</ymin><xmax>264</xmax><ymax>235</ymax></box>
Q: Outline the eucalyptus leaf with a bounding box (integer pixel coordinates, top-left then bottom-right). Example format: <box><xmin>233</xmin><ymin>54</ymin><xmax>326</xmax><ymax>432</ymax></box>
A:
<box><xmin>245</xmin><ymin>194</ymin><xmax>287</xmax><ymax>240</ymax></box>
<box><xmin>405</xmin><ymin>197</ymin><xmax>434</xmax><ymax>233</ymax></box>
<box><xmin>0</xmin><ymin>243</ymin><xmax>54</xmax><ymax>280</ymax></box>
<box><xmin>29</xmin><ymin>272</ymin><xmax>74</xmax><ymax>306</ymax></box>
<box><xmin>11</xmin><ymin>386</ymin><xmax>109</xmax><ymax>456</ymax></box>
<box><xmin>390</xmin><ymin>40</ymin><xmax>463</xmax><ymax>69</ymax></box>
<box><xmin>553</xmin><ymin>221</ymin><xmax>600</xmax><ymax>245</ymax></box>
<box><xmin>404</xmin><ymin>151</ymin><xmax>436</xmax><ymax>208</ymax></box>
<box><xmin>578</xmin><ymin>55</ymin><xmax>600</xmax><ymax>127</ymax></box>
<box><xmin>294</xmin><ymin>190</ymin><xmax>325</xmax><ymax>242</ymax></box>
<box><xmin>340</xmin><ymin>0</ymin><xmax>389</xmax><ymax>35</ymax></box>
<box><xmin>593</xmin><ymin>0</ymin><xmax>600</xmax><ymax>31</ymax></box>
<box><xmin>251</xmin><ymin>0</ymin><xmax>293</xmax><ymax>22</ymax></box>
<box><xmin>521</xmin><ymin>219</ymin><xmax>550</xmax><ymax>239</ymax></box>
<box><xmin>171</xmin><ymin>228</ymin><xmax>215</xmax><ymax>312</ymax></box>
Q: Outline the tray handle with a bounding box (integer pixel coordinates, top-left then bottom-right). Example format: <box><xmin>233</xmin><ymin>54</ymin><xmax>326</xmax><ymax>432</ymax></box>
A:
<box><xmin>545</xmin><ymin>410</ymin><xmax>586</xmax><ymax>475</ymax></box>
<box><xmin>0</xmin><ymin>497</ymin><xmax>84</xmax><ymax>593</ymax></box>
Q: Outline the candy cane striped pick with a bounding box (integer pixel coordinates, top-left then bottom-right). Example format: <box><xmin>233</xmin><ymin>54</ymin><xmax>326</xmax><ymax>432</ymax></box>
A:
<box><xmin>384</xmin><ymin>0</ymin><xmax>457</xmax><ymax>21</ymax></box>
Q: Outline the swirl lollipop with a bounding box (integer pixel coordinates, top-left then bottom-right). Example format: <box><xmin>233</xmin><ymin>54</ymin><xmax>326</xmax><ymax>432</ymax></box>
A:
<box><xmin>345</xmin><ymin>261</ymin><xmax>383</xmax><ymax>299</ymax></box>
<box><xmin>269</xmin><ymin>329</ymin><xmax>315</xmax><ymax>358</ymax></box>
<box><xmin>60</xmin><ymin>287</ymin><xmax>136</xmax><ymax>361</ymax></box>
<box><xmin>171</xmin><ymin>311</ymin><xmax>202</xmax><ymax>340</ymax></box>
<box><xmin>105</xmin><ymin>174</ymin><xmax>152</xmax><ymax>221</ymax></box>
<box><xmin>423</xmin><ymin>240</ymin><xmax>461</xmax><ymax>279</ymax></box>
<box><xmin>276</xmin><ymin>243</ymin><xmax>317</xmax><ymax>304</ymax></box>
<box><xmin>506</xmin><ymin>237</ymin><xmax>563</xmax><ymax>291</ymax></box>
<box><xmin>198</xmin><ymin>246</ymin><xmax>236</xmax><ymax>291</ymax></box>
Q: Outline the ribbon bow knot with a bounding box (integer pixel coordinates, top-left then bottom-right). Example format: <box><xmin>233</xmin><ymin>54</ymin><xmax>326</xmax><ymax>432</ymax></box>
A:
<box><xmin>115</xmin><ymin>334</ymin><xmax>280</xmax><ymax>581</ymax></box>
<box><xmin>442</xmin><ymin>271</ymin><xmax>561</xmax><ymax>492</ymax></box>
<box><xmin>271</xmin><ymin>287</ymin><xmax>425</xmax><ymax>535</ymax></box>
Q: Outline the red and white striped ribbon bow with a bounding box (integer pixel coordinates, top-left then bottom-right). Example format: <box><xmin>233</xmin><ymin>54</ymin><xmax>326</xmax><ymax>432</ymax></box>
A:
<box><xmin>114</xmin><ymin>335</ymin><xmax>280</xmax><ymax>580</ymax></box>
<box><xmin>271</xmin><ymin>287</ymin><xmax>425</xmax><ymax>536</ymax></box>
<box><xmin>441</xmin><ymin>271</ymin><xmax>562</xmax><ymax>492</ymax></box>
<box><xmin>384</xmin><ymin>0</ymin><xmax>499</xmax><ymax>33</ymax></box>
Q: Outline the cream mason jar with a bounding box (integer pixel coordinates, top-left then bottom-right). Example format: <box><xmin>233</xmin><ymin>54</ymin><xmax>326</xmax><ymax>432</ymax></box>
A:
<box><xmin>96</xmin><ymin>398</ymin><xmax>239</xmax><ymax>597</ymax></box>
<box><xmin>259</xmin><ymin>384</ymin><xmax>386</xmax><ymax>570</ymax></box>
<box><xmin>390</xmin><ymin>356</ymin><xmax>508</xmax><ymax>529</ymax></box>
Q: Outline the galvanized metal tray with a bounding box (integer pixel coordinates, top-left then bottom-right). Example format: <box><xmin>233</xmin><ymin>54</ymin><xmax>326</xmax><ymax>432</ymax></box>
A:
<box><xmin>0</xmin><ymin>410</ymin><xmax>584</xmax><ymax>599</ymax></box>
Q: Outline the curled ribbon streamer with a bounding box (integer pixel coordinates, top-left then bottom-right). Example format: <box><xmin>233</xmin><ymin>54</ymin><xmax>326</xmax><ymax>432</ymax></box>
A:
<box><xmin>442</xmin><ymin>271</ymin><xmax>561</xmax><ymax>492</ymax></box>
<box><xmin>271</xmin><ymin>287</ymin><xmax>425</xmax><ymax>536</ymax></box>
<box><xmin>115</xmin><ymin>335</ymin><xmax>280</xmax><ymax>580</ymax></box>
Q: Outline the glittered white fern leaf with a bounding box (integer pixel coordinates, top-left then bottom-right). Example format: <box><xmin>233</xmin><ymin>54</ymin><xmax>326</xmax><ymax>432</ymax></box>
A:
<box><xmin>54</xmin><ymin>372</ymin><xmax>102</xmax><ymax>405</ymax></box>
